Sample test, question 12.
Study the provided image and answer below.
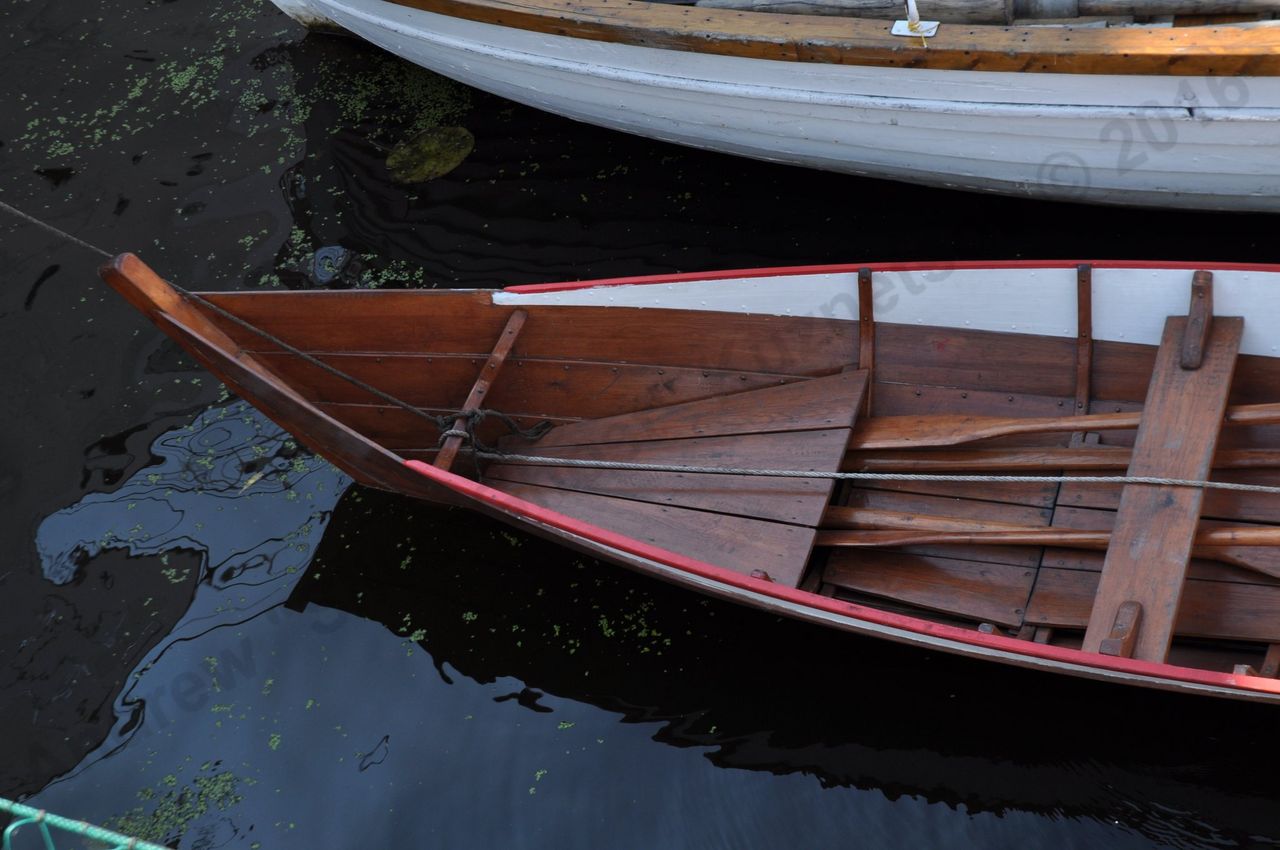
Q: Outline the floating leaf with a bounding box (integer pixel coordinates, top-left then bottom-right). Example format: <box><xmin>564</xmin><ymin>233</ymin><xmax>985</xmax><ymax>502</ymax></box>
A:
<box><xmin>386</xmin><ymin>126</ymin><xmax>474</xmax><ymax>184</ymax></box>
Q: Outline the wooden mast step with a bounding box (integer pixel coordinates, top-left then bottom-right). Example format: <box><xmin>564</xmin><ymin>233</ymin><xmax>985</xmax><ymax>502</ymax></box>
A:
<box><xmin>1081</xmin><ymin>272</ymin><xmax>1243</xmax><ymax>661</ymax></box>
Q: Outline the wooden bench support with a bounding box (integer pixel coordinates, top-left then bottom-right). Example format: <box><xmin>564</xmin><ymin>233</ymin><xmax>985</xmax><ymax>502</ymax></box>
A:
<box><xmin>434</xmin><ymin>309</ymin><xmax>527</xmax><ymax>471</ymax></box>
<box><xmin>1080</xmin><ymin>305</ymin><xmax>1243</xmax><ymax>661</ymax></box>
<box><xmin>1098</xmin><ymin>601</ymin><xmax>1142</xmax><ymax>658</ymax></box>
<box><xmin>858</xmin><ymin>267</ymin><xmax>875</xmax><ymax>416</ymax></box>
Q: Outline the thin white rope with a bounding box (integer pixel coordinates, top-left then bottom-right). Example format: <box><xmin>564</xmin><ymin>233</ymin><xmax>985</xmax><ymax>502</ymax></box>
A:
<box><xmin>478</xmin><ymin>452</ymin><xmax>1280</xmax><ymax>495</ymax></box>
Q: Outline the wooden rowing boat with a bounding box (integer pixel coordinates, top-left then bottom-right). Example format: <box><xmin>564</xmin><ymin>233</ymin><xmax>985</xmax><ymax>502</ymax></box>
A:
<box><xmin>104</xmin><ymin>254</ymin><xmax>1280</xmax><ymax>703</ymax></box>
<box><xmin>266</xmin><ymin>0</ymin><xmax>1280</xmax><ymax>210</ymax></box>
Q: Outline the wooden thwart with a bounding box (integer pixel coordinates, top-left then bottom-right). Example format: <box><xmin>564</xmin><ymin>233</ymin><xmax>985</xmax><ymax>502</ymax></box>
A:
<box><xmin>1081</xmin><ymin>312</ymin><xmax>1244</xmax><ymax>660</ymax></box>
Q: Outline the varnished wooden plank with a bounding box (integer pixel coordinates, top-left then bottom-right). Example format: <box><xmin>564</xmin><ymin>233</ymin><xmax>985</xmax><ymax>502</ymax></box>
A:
<box><xmin>1082</xmin><ymin>315</ymin><xmax>1244</xmax><ymax>660</ymax></box>
<box><xmin>1027</xmin><ymin>568</ymin><xmax>1280</xmax><ymax>644</ymax></box>
<box><xmin>254</xmin><ymin>350</ymin><xmax>806</xmax><ymax>420</ymax></box>
<box><xmin>493</xmin><ymin>480</ymin><xmax>815</xmax><ymax>586</ymax></box>
<box><xmin>437</xmin><ymin>310</ymin><xmax>527</xmax><ymax>470</ymax></box>
<box><xmin>823</xmin><ymin>550</ymin><xmax>1034</xmax><ymax>627</ymax></box>
<box><xmin>201</xmin><ymin>294</ymin><xmax>856</xmax><ymax>375</ymax></box>
<box><xmin>874</xmin><ymin>324</ymin><xmax>1078</xmax><ymax>399</ymax></box>
<box><xmin>486</xmin><ymin>428</ymin><xmax>854</xmax><ymax>526</ymax></box>
<box><xmin>518</xmin><ymin>370</ymin><xmax>867</xmax><ymax>449</ymax></box>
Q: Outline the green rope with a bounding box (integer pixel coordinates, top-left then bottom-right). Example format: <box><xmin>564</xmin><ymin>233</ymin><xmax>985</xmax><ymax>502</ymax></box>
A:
<box><xmin>1</xmin><ymin>797</ymin><xmax>169</xmax><ymax>850</ymax></box>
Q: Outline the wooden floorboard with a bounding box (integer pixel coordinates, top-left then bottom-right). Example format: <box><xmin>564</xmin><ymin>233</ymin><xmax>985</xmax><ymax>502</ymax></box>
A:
<box><xmin>494</xmin><ymin>480</ymin><xmax>815</xmax><ymax>586</ymax></box>
<box><xmin>823</xmin><ymin>550</ymin><xmax>1034</xmax><ymax>628</ymax></box>
<box><xmin>1029</xmin><ymin>568</ymin><xmax>1280</xmax><ymax>644</ymax></box>
<box><xmin>511</xmin><ymin>370</ymin><xmax>867</xmax><ymax>449</ymax></box>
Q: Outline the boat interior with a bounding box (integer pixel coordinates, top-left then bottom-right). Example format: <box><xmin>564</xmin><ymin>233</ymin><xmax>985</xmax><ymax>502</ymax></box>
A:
<box><xmin>141</xmin><ymin>261</ymin><xmax>1280</xmax><ymax>679</ymax></box>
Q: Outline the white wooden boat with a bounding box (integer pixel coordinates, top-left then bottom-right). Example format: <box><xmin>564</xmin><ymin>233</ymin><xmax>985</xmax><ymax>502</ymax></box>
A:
<box><xmin>267</xmin><ymin>0</ymin><xmax>1280</xmax><ymax>210</ymax></box>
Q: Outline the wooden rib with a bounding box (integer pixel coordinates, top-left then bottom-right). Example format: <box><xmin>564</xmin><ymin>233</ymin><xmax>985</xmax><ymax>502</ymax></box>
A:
<box><xmin>846</xmin><ymin>446</ymin><xmax>1280</xmax><ymax>472</ymax></box>
<box><xmin>494</xmin><ymin>479</ymin><xmax>816</xmax><ymax>585</ymax></box>
<box><xmin>384</xmin><ymin>0</ymin><xmax>1280</xmax><ymax>75</ymax></box>
<box><xmin>513</xmin><ymin>370</ymin><xmax>867</xmax><ymax>449</ymax></box>
<box><xmin>436</xmin><ymin>310</ymin><xmax>527</xmax><ymax>471</ymax></box>
<box><xmin>1073</xmin><ymin>264</ymin><xmax>1093</xmax><ymax>421</ymax></box>
<box><xmin>850</xmin><ymin>398</ymin><xmax>1280</xmax><ymax>450</ymax></box>
<box><xmin>1082</xmin><ymin>315</ymin><xmax>1243</xmax><ymax>661</ymax></box>
<box><xmin>858</xmin><ymin>267</ymin><xmax>874</xmax><ymax>417</ymax></box>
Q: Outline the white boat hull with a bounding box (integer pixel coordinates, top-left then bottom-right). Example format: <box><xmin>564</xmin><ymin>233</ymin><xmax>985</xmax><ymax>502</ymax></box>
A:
<box><xmin>271</xmin><ymin>0</ymin><xmax>1280</xmax><ymax>210</ymax></box>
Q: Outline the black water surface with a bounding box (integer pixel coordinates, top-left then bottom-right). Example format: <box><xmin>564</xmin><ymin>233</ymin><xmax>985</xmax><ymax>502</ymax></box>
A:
<box><xmin>2</xmin><ymin>0</ymin><xmax>1279</xmax><ymax>846</ymax></box>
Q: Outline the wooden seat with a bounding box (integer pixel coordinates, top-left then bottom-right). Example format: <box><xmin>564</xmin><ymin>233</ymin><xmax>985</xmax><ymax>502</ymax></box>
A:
<box><xmin>1082</xmin><ymin>275</ymin><xmax>1243</xmax><ymax>661</ymax></box>
<box><xmin>484</xmin><ymin>370</ymin><xmax>869</xmax><ymax>586</ymax></box>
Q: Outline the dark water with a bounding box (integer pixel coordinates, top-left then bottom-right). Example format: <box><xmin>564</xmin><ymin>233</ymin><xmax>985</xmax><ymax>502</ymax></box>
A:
<box><xmin>3</xmin><ymin>0</ymin><xmax>1280</xmax><ymax>846</ymax></box>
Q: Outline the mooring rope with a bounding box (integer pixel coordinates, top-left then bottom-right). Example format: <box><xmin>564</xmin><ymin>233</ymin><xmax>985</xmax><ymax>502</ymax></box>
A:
<box><xmin>9</xmin><ymin>199</ymin><xmax>1280</xmax><ymax>497</ymax></box>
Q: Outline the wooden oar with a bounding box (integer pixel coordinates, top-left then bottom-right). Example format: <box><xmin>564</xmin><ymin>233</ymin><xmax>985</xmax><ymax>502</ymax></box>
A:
<box><xmin>844</xmin><ymin>446</ymin><xmax>1280</xmax><ymax>473</ymax></box>
<box><xmin>818</xmin><ymin>508</ymin><xmax>1280</xmax><ymax>579</ymax></box>
<box><xmin>850</xmin><ymin>401</ymin><xmax>1280</xmax><ymax>451</ymax></box>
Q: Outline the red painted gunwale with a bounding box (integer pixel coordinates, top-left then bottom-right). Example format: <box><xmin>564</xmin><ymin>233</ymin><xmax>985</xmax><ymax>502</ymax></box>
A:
<box><xmin>404</xmin><ymin>459</ymin><xmax>1280</xmax><ymax>701</ymax></box>
<box><xmin>502</xmin><ymin>259</ymin><xmax>1280</xmax><ymax>294</ymax></box>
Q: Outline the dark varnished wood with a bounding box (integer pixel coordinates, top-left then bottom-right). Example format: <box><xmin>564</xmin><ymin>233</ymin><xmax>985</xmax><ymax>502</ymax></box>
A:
<box><xmin>858</xmin><ymin>268</ymin><xmax>875</xmax><ymax>416</ymax></box>
<box><xmin>516</xmin><ymin>370</ymin><xmax>867</xmax><ymax>448</ymax></box>
<box><xmin>1181</xmin><ymin>271</ymin><xmax>1214</xmax><ymax>370</ymax></box>
<box><xmin>1028</xmin><ymin>568</ymin><xmax>1280</xmax><ymax>644</ymax></box>
<box><xmin>1082</xmin><ymin>315</ymin><xmax>1244</xmax><ymax>660</ymax></box>
<box><xmin>1074</xmin><ymin>264</ymin><xmax>1093</xmax><ymax>419</ymax></box>
<box><xmin>824</xmin><ymin>550</ymin><xmax>1035</xmax><ymax>627</ymax></box>
<box><xmin>201</xmin><ymin>293</ymin><xmax>856</xmax><ymax>376</ymax></box>
<box><xmin>254</xmin><ymin>351</ymin><xmax>807</xmax><ymax>421</ymax></box>
<box><xmin>496</xmin><ymin>480</ymin><xmax>817</xmax><ymax>585</ymax></box>
<box><xmin>487</xmin><ymin>429</ymin><xmax>855</xmax><ymax>525</ymax></box>
<box><xmin>436</xmin><ymin>310</ymin><xmax>527</xmax><ymax>470</ymax></box>
<box><xmin>1099</xmin><ymin>601</ymin><xmax>1142</xmax><ymax>658</ymax></box>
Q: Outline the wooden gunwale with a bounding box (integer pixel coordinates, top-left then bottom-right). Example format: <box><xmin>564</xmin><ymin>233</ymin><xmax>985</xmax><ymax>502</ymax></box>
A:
<box><xmin>386</xmin><ymin>0</ymin><xmax>1280</xmax><ymax>74</ymax></box>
